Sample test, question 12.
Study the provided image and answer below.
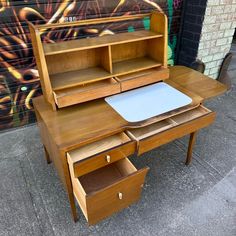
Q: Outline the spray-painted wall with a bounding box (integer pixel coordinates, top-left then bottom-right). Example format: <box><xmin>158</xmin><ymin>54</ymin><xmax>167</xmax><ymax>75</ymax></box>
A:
<box><xmin>0</xmin><ymin>0</ymin><xmax>183</xmax><ymax>131</ymax></box>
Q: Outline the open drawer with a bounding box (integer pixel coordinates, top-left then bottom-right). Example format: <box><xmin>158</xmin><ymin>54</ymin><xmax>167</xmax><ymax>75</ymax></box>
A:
<box><xmin>127</xmin><ymin>105</ymin><xmax>216</xmax><ymax>155</ymax></box>
<box><xmin>53</xmin><ymin>78</ymin><xmax>120</xmax><ymax>108</ymax></box>
<box><xmin>67</xmin><ymin>132</ymin><xmax>136</xmax><ymax>177</ymax></box>
<box><xmin>68</xmin><ymin>157</ymin><xmax>149</xmax><ymax>225</ymax></box>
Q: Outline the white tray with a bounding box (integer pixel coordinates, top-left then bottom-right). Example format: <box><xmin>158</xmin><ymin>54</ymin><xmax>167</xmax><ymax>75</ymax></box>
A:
<box><xmin>105</xmin><ymin>82</ymin><xmax>192</xmax><ymax>123</ymax></box>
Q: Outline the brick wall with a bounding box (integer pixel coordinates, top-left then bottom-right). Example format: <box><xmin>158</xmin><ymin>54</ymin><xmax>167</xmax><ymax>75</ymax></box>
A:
<box><xmin>197</xmin><ymin>0</ymin><xmax>236</xmax><ymax>79</ymax></box>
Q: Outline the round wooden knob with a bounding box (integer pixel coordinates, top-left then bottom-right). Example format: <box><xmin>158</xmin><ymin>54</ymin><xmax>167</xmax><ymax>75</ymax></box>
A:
<box><xmin>106</xmin><ymin>155</ymin><xmax>111</xmax><ymax>163</ymax></box>
<box><xmin>118</xmin><ymin>192</ymin><xmax>123</xmax><ymax>200</ymax></box>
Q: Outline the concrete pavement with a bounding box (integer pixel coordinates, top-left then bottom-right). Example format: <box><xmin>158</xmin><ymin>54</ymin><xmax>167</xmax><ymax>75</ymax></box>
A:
<box><xmin>0</xmin><ymin>67</ymin><xmax>235</xmax><ymax>235</ymax></box>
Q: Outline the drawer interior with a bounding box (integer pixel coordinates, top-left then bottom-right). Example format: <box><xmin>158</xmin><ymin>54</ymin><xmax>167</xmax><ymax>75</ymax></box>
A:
<box><xmin>127</xmin><ymin>105</ymin><xmax>212</xmax><ymax>140</ymax></box>
<box><xmin>128</xmin><ymin>119</ymin><xmax>175</xmax><ymax>140</ymax></box>
<box><xmin>126</xmin><ymin>105</ymin><xmax>213</xmax><ymax>155</ymax></box>
<box><xmin>78</xmin><ymin>158</ymin><xmax>137</xmax><ymax>194</ymax></box>
<box><xmin>54</xmin><ymin>78</ymin><xmax>118</xmax><ymax>96</ymax></box>
<box><xmin>170</xmin><ymin>105</ymin><xmax>211</xmax><ymax>125</ymax></box>
<box><xmin>70</xmin><ymin>157</ymin><xmax>148</xmax><ymax>224</ymax></box>
<box><xmin>67</xmin><ymin>132</ymin><xmax>131</xmax><ymax>163</ymax></box>
<box><xmin>53</xmin><ymin>78</ymin><xmax>120</xmax><ymax>107</ymax></box>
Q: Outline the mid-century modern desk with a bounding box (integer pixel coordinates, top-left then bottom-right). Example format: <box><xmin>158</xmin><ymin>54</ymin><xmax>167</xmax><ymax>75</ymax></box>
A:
<box><xmin>29</xmin><ymin>11</ymin><xmax>226</xmax><ymax>225</ymax></box>
<box><xmin>33</xmin><ymin>66</ymin><xmax>226</xmax><ymax>225</ymax></box>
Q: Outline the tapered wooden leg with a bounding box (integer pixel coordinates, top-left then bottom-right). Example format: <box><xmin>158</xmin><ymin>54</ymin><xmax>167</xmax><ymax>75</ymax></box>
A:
<box><xmin>68</xmin><ymin>193</ymin><xmax>78</xmax><ymax>222</ymax></box>
<box><xmin>185</xmin><ymin>132</ymin><xmax>197</xmax><ymax>165</ymax></box>
<box><xmin>43</xmin><ymin>146</ymin><xmax>51</xmax><ymax>164</ymax></box>
<box><xmin>57</xmin><ymin>149</ymin><xmax>78</xmax><ymax>223</ymax></box>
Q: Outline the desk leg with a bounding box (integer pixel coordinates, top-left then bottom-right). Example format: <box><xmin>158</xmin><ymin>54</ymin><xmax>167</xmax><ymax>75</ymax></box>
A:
<box><xmin>59</xmin><ymin>150</ymin><xmax>78</xmax><ymax>222</ymax></box>
<box><xmin>67</xmin><ymin>190</ymin><xmax>78</xmax><ymax>222</ymax></box>
<box><xmin>186</xmin><ymin>132</ymin><xmax>197</xmax><ymax>165</ymax></box>
<box><xmin>43</xmin><ymin>146</ymin><xmax>51</xmax><ymax>164</ymax></box>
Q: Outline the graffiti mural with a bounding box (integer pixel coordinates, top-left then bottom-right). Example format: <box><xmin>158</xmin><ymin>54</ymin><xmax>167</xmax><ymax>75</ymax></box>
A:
<box><xmin>0</xmin><ymin>0</ymin><xmax>183</xmax><ymax>130</ymax></box>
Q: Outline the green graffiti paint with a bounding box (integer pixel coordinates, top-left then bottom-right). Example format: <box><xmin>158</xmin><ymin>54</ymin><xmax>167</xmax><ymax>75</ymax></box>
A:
<box><xmin>167</xmin><ymin>0</ymin><xmax>178</xmax><ymax>65</ymax></box>
<box><xmin>172</xmin><ymin>35</ymin><xmax>177</xmax><ymax>50</ymax></box>
<box><xmin>168</xmin><ymin>45</ymin><xmax>174</xmax><ymax>65</ymax></box>
<box><xmin>143</xmin><ymin>16</ymin><xmax>150</xmax><ymax>30</ymax></box>
<box><xmin>128</xmin><ymin>26</ymin><xmax>135</xmax><ymax>32</ymax></box>
<box><xmin>168</xmin><ymin>35</ymin><xmax>177</xmax><ymax>65</ymax></box>
<box><xmin>167</xmin><ymin>0</ymin><xmax>173</xmax><ymax>33</ymax></box>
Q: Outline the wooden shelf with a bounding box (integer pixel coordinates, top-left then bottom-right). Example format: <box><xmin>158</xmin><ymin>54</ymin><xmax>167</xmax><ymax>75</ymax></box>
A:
<box><xmin>43</xmin><ymin>30</ymin><xmax>163</xmax><ymax>56</ymax></box>
<box><xmin>50</xmin><ymin>67</ymin><xmax>111</xmax><ymax>91</ymax></box>
<box><xmin>112</xmin><ymin>57</ymin><xmax>161</xmax><ymax>75</ymax></box>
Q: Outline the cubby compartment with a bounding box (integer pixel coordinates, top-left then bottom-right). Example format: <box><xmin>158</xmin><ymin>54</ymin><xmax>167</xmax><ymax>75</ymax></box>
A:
<box><xmin>46</xmin><ymin>46</ymin><xmax>112</xmax><ymax>90</ymax></box>
<box><xmin>111</xmin><ymin>39</ymin><xmax>163</xmax><ymax>76</ymax></box>
<box><xmin>68</xmin><ymin>157</ymin><xmax>149</xmax><ymax>225</ymax></box>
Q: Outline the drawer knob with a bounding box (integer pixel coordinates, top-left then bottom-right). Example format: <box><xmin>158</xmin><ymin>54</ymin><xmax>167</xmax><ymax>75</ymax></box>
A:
<box><xmin>106</xmin><ymin>155</ymin><xmax>111</xmax><ymax>163</ymax></box>
<box><xmin>118</xmin><ymin>192</ymin><xmax>123</xmax><ymax>200</ymax></box>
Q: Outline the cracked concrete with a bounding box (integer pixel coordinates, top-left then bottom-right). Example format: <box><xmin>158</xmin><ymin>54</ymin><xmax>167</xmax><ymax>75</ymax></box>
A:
<box><xmin>0</xmin><ymin>58</ymin><xmax>235</xmax><ymax>235</ymax></box>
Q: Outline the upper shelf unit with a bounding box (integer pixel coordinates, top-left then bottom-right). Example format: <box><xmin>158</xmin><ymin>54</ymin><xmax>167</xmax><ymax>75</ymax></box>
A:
<box><xmin>29</xmin><ymin>11</ymin><xmax>169</xmax><ymax>110</ymax></box>
<box><xmin>43</xmin><ymin>30</ymin><xmax>163</xmax><ymax>56</ymax></box>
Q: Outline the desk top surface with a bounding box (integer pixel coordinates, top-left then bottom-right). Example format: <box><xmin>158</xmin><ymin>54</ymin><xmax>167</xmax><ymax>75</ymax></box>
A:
<box><xmin>33</xmin><ymin>66</ymin><xmax>226</xmax><ymax>150</ymax></box>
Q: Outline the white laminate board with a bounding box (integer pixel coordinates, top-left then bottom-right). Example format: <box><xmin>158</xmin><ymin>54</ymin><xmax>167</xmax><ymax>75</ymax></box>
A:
<box><xmin>105</xmin><ymin>82</ymin><xmax>192</xmax><ymax>123</ymax></box>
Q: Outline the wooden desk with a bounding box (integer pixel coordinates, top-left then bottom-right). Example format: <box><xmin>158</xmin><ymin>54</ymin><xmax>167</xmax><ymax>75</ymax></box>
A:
<box><xmin>33</xmin><ymin>66</ymin><xmax>226</xmax><ymax>225</ymax></box>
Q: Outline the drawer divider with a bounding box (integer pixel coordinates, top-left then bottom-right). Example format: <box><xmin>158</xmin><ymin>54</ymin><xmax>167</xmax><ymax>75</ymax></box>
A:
<box><xmin>167</xmin><ymin>117</ymin><xmax>178</xmax><ymax>125</ymax></box>
<box><xmin>125</xmin><ymin>130</ymin><xmax>139</xmax><ymax>153</ymax></box>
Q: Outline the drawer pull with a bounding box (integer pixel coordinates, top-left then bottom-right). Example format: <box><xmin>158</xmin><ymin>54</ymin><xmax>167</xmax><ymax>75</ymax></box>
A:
<box><xmin>118</xmin><ymin>192</ymin><xmax>123</xmax><ymax>200</ymax></box>
<box><xmin>106</xmin><ymin>155</ymin><xmax>111</xmax><ymax>163</ymax></box>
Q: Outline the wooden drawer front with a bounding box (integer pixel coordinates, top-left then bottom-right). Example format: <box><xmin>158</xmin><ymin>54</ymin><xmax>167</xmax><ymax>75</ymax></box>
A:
<box><xmin>53</xmin><ymin>78</ymin><xmax>120</xmax><ymax>108</ymax></box>
<box><xmin>67</xmin><ymin>132</ymin><xmax>136</xmax><ymax>177</ymax></box>
<box><xmin>116</xmin><ymin>67</ymin><xmax>169</xmax><ymax>91</ymax></box>
<box><xmin>127</xmin><ymin>105</ymin><xmax>215</xmax><ymax>155</ymax></box>
<box><xmin>72</xmin><ymin>141</ymin><xmax>135</xmax><ymax>177</ymax></box>
<box><xmin>70</xmin><ymin>158</ymin><xmax>149</xmax><ymax>225</ymax></box>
